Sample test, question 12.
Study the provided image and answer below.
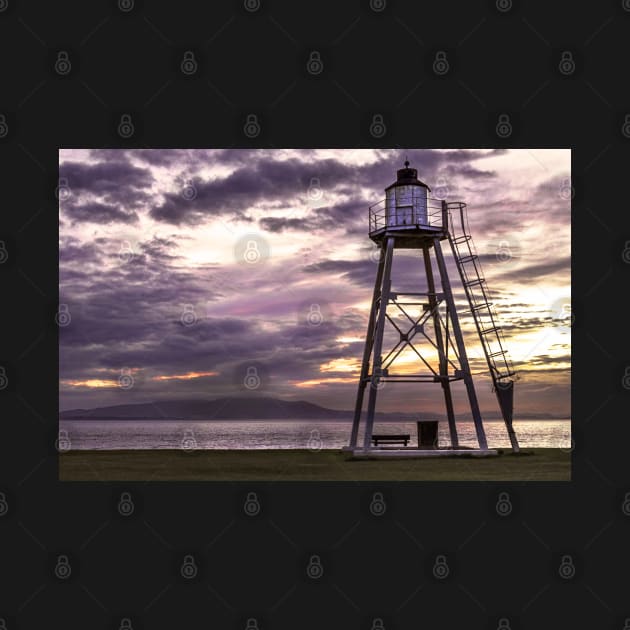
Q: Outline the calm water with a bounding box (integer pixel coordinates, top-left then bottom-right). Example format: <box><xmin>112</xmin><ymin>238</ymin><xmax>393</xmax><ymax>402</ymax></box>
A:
<box><xmin>58</xmin><ymin>419</ymin><xmax>571</xmax><ymax>450</ymax></box>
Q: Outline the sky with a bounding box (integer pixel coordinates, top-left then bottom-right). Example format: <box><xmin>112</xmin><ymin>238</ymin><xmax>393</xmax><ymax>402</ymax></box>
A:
<box><xmin>59</xmin><ymin>148</ymin><xmax>570</xmax><ymax>417</ymax></box>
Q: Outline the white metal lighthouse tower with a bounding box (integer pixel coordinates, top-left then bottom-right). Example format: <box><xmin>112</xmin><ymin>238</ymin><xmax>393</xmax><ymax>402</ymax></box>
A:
<box><xmin>347</xmin><ymin>161</ymin><xmax>520</xmax><ymax>456</ymax></box>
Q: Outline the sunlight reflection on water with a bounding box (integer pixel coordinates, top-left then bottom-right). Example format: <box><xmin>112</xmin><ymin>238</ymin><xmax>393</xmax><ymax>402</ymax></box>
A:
<box><xmin>59</xmin><ymin>419</ymin><xmax>571</xmax><ymax>450</ymax></box>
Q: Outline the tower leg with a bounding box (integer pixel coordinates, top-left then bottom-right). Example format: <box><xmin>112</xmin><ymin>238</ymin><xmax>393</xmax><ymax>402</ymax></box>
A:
<box><xmin>349</xmin><ymin>247</ymin><xmax>386</xmax><ymax>448</ymax></box>
<box><xmin>423</xmin><ymin>247</ymin><xmax>459</xmax><ymax>448</ymax></box>
<box><xmin>362</xmin><ymin>236</ymin><xmax>395</xmax><ymax>451</ymax></box>
<box><xmin>433</xmin><ymin>238</ymin><xmax>489</xmax><ymax>450</ymax></box>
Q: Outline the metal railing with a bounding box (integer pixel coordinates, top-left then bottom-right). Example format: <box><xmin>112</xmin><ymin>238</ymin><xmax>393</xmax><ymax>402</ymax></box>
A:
<box><xmin>369</xmin><ymin>197</ymin><xmax>446</xmax><ymax>235</ymax></box>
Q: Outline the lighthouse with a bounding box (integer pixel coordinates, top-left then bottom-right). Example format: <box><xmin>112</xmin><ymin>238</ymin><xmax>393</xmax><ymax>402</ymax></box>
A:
<box><xmin>348</xmin><ymin>161</ymin><xmax>520</xmax><ymax>456</ymax></box>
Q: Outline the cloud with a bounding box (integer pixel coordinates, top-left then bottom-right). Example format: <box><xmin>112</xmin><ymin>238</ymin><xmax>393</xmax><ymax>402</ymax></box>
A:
<box><xmin>60</xmin><ymin>160</ymin><xmax>154</xmax><ymax>207</ymax></box>
<box><xmin>496</xmin><ymin>256</ymin><xmax>571</xmax><ymax>285</ymax></box>
<box><xmin>62</xmin><ymin>201</ymin><xmax>139</xmax><ymax>225</ymax></box>
<box><xmin>59</xmin><ymin>149</ymin><xmax>570</xmax><ymax>415</ymax></box>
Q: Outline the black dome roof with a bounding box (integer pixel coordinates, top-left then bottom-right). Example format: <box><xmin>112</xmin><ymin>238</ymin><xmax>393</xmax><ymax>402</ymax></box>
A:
<box><xmin>385</xmin><ymin>161</ymin><xmax>431</xmax><ymax>192</ymax></box>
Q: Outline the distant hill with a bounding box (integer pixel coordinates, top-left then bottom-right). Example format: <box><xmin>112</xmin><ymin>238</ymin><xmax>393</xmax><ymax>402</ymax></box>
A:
<box><xmin>59</xmin><ymin>397</ymin><xmax>568</xmax><ymax>421</ymax></box>
<box><xmin>60</xmin><ymin>397</ymin><xmax>406</xmax><ymax>421</ymax></box>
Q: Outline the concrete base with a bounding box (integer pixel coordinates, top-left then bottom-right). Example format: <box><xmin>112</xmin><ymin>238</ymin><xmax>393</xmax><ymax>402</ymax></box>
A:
<box><xmin>343</xmin><ymin>447</ymin><xmax>499</xmax><ymax>459</ymax></box>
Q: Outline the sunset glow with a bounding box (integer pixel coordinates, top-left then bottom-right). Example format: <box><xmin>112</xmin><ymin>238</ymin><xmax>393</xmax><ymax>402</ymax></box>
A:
<box><xmin>59</xmin><ymin>149</ymin><xmax>570</xmax><ymax>417</ymax></box>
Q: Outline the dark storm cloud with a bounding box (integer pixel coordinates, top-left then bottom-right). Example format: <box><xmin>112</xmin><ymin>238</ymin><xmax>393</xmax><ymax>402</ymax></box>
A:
<box><xmin>259</xmin><ymin>217</ymin><xmax>306</xmax><ymax>232</ymax></box>
<box><xmin>59</xmin><ymin>236</ymin><xmax>105</xmax><ymax>266</ymax></box>
<box><xmin>259</xmin><ymin>200</ymin><xmax>361</xmax><ymax>233</ymax></box>
<box><xmin>148</xmin><ymin>150</ymin><xmax>501</xmax><ymax>226</ymax></box>
<box><xmin>139</xmin><ymin>236</ymin><xmax>182</xmax><ymax>261</ymax></box>
<box><xmin>148</xmin><ymin>157</ymin><xmax>363</xmax><ymax>225</ymax></box>
<box><xmin>303</xmin><ymin>258</ymin><xmax>381</xmax><ymax>289</ymax></box>
<box><xmin>497</xmin><ymin>256</ymin><xmax>571</xmax><ymax>284</ymax></box>
<box><xmin>62</xmin><ymin>201</ymin><xmax>139</xmax><ymax>225</ymax></box>
<box><xmin>91</xmin><ymin>148</ymin><xmax>267</xmax><ymax>169</ymax></box>
<box><xmin>60</xmin><ymin>160</ymin><xmax>154</xmax><ymax>208</ymax></box>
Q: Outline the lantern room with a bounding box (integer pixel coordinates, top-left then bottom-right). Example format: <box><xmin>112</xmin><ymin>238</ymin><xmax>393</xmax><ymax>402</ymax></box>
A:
<box><xmin>384</xmin><ymin>160</ymin><xmax>430</xmax><ymax>228</ymax></box>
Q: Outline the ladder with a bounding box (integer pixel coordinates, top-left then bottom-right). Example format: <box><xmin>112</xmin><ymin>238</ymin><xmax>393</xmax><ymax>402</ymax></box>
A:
<box><xmin>447</xmin><ymin>202</ymin><xmax>520</xmax><ymax>452</ymax></box>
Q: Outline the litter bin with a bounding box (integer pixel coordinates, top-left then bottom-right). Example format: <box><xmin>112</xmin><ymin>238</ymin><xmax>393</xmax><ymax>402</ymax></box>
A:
<box><xmin>417</xmin><ymin>420</ymin><xmax>438</xmax><ymax>449</ymax></box>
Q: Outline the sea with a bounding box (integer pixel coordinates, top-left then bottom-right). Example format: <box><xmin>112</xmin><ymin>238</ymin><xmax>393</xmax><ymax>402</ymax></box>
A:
<box><xmin>58</xmin><ymin>419</ymin><xmax>571</xmax><ymax>450</ymax></box>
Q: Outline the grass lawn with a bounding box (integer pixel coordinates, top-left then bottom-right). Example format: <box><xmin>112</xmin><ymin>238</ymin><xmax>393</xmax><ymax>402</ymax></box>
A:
<box><xmin>59</xmin><ymin>448</ymin><xmax>570</xmax><ymax>481</ymax></box>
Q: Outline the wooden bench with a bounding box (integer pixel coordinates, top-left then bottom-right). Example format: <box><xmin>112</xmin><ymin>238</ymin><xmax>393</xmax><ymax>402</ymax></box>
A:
<box><xmin>371</xmin><ymin>434</ymin><xmax>411</xmax><ymax>447</ymax></box>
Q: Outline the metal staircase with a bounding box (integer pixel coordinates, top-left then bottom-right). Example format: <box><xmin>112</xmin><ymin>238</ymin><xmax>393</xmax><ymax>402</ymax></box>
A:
<box><xmin>447</xmin><ymin>202</ymin><xmax>520</xmax><ymax>452</ymax></box>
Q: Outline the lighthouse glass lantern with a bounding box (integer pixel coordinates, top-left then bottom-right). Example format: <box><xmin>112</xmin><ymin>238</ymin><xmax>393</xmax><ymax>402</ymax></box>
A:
<box><xmin>384</xmin><ymin>161</ymin><xmax>430</xmax><ymax>228</ymax></box>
